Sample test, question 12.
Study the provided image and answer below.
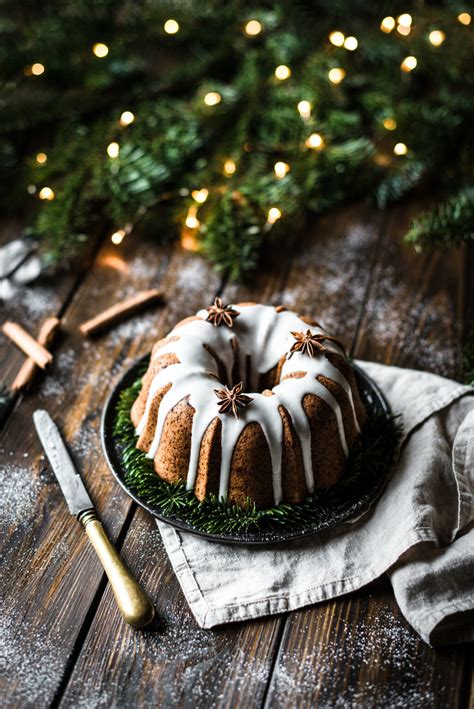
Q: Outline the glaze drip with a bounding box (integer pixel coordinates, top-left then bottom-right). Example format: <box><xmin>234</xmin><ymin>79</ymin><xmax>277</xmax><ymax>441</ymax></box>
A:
<box><xmin>136</xmin><ymin>304</ymin><xmax>361</xmax><ymax>504</ymax></box>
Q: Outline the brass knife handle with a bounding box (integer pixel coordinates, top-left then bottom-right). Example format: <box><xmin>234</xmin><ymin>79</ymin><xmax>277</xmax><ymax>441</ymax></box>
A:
<box><xmin>79</xmin><ymin>510</ymin><xmax>155</xmax><ymax>628</ymax></box>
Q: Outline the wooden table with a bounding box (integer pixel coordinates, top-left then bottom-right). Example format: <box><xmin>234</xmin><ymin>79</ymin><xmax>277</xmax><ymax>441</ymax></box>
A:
<box><xmin>1</xmin><ymin>200</ymin><xmax>473</xmax><ymax>708</ymax></box>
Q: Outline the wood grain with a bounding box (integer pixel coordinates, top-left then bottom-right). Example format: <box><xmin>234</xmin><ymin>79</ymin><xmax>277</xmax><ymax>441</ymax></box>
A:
<box><xmin>60</xmin><ymin>509</ymin><xmax>283</xmax><ymax>709</ymax></box>
<box><xmin>263</xmin><ymin>200</ymin><xmax>471</xmax><ymax>708</ymax></box>
<box><xmin>353</xmin><ymin>201</ymin><xmax>465</xmax><ymax>379</ymax></box>
<box><xmin>0</xmin><ymin>223</ymin><xmax>99</xmax><ymax>390</ymax></box>
<box><xmin>0</xmin><ymin>201</ymin><xmax>472</xmax><ymax>708</ymax></box>
<box><xmin>0</xmin><ymin>237</ymin><xmax>218</xmax><ymax>707</ymax></box>
<box><xmin>58</xmin><ymin>205</ymin><xmax>387</xmax><ymax>708</ymax></box>
<box><xmin>264</xmin><ymin>580</ymin><xmax>465</xmax><ymax>708</ymax></box>
<box><xmin>224</xmin><ymin>203</ymin><xmax>386</xmax><ymax>347</ymax></box>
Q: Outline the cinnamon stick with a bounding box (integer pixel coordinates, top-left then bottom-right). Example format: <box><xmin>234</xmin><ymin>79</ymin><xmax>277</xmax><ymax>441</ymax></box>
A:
<box><xmin>79</xmin><ymin>288</ymin><xmax>163</xmax><ymax>337</ymax></box>
<box><xmin>12</xmin><ymin>317</ymin><xmax>60</xmax><ymax>391</ymax></box>
<box><xmin>2</xmin><ymin>321</ymin><xmax>53</xmax><ymax>369</ymax></box>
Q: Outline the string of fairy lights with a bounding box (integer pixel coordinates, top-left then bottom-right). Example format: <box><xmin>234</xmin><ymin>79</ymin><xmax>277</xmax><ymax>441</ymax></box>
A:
<box><xmin>26</xmin><ymin>10</ymin><xmax>472</xmax><ymax>250</ymax></box>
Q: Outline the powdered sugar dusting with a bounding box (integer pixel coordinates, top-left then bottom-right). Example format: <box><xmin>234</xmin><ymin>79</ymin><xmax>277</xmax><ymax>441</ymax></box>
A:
<box><xmin>224</xmin><ymin>219</ymin><xmax>375</xmax><ymax>339</ymax></box>
<box><xmin>0</xmin><ymin>601</ymin><xmax>65</xmax><ymax>707</ymax></box>
<box><xmin>62</xmin><ymin>521</ymin><xmax>271</xmax><ymax>707</ymax></box>
<box><xmin>361</xmin><ymin>261</ymin><xmax>461</xmax><ymax>377</ymax></box>
<box><xmin>106</xmin><ymin>310</ymin><xmax>161</xmax><ymax>346</ymax></box>
<box><xmin>4</xmin><ymin>282</ymin><xmax>62</xmax><ymax>321</ymax></box>
<box><xmin>157</xmin><ymin>256</ymin><xmax>220</xmax><ymax>327</ymax></box>
<box><xmin>173</xmin><ymin>256</ymin><xmax>219</xmax><ymax>297</ymax></box>
<box><xmin>271</xmin><ymin>607</ymin><xmax>446</xmax><ymax>708</ymax></box>
<box><xmin>0</xmin><ymin>464</ymin><xmax>43</xmax><ymax>527</ymax></box>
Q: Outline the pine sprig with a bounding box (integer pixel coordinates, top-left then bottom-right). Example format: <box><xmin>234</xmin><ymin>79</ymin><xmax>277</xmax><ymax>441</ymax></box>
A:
<box><xmin>375</xmin><ymin>161</ymin><xmax>426</xmax><ymax>208</ymax></box>
<box><xmin>405</xmin><ymin>187</ymin><xmax>474</xmax><ymax>251</ymax></box>
<box><xmin>113</xmin><ymin>376</ymin><xmax>402</xmax><ymax>536</ymax></box>
<box><xmin>3</xmin><ymin>1</ymin><xmax>474</xmax><ymax>279</ymax></box>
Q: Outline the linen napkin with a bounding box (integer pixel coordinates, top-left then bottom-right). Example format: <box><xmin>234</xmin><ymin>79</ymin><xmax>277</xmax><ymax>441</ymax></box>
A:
<box><xmin>156</xmin><ymin>361</ymin><xmax>474</xmax><ymax>645</ymax></box>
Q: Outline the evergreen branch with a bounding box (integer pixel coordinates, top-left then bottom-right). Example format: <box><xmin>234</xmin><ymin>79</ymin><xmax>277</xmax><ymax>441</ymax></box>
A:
<box><xmin>2</xmin><ymin>1</ymin><xmax>474</xmax><ymax>278</ymax></box>
<box><xmin>405</xmin><ymin>187</ymin><xmax>474</xmax><ymax>252</ymax></box>
<box><xmin>375</xmin><ymin>160</ymin><xmax>426</xmax><ymax>208</ymax></box>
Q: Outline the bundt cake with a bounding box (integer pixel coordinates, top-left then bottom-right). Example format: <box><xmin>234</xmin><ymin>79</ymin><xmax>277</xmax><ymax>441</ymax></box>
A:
<box><xmin>131</xmin><ymin>301</ymin><xmax>367</xmax><ymax>509</ymax></box>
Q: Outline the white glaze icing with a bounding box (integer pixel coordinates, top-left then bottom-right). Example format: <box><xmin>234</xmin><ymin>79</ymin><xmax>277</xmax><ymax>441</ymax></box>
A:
<box><xmin>136</xmin><ymin>304</ymin><xmax>361</xmax><ymax>504</ymax></box>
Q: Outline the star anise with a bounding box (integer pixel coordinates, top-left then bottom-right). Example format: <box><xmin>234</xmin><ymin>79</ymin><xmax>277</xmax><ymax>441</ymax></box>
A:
<box><xmin>206</xmin><ymin>297</ymin><xmax>240</xmax><ymax>327</ymax></box>
<box><xmin>214</xmin><ymin>381</ymin><xmax>253</xmax><ymax>419</ymax></box>
<box><xmin>288</xmin><ymin>330</ymin><xmax>346</xmax><ymax>358</ymax></box>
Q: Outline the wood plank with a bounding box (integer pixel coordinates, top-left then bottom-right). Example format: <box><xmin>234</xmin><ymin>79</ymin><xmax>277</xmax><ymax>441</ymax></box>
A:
<box><xmin>59</xmin><ymin>203</ymin><xmax>387</xmax><ymax>707</ymax></box>
<box><xmin>0</xmin><ymin>235</ymin><xmax>220</xmax><ymax>707</ymax></box>
<box><xmin>224</xmin><ymin>202</ymin><xmax>386</xmax><ymax>348</ymax></box>
<box><xmin>59</xmin><ymin>509</ymin><xmax>283</xmax><ymax>708</ymax></box>
<box><xmin>0</xmin><ymin>222</ymin><xmax>100</xmax><ymax>390</ymax></box>
<box><xmin>264</xmin><ymin>579</ymin><xmax>464</xmax><ymax>709</ymax></box>
<box><xmin>264</xmin><ymin>200</ymin><xmax>469</xmax><ymax>707</ymax></box>
<box><xmin>353</xmin><ymin>201</ymin><xmax>465</xmax><ymax>379</ymax></box>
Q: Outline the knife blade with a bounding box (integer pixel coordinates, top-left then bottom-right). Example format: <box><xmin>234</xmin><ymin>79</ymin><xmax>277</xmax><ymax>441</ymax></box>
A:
<box><xmin>33</xmin><ymin>409</ymin><xmax>94</xmax><ymax>516</ymax></box>
<box><xmin>33</xmin><ymin>409</ymin><xmax>155</xmax><ymax>629</ymax></box>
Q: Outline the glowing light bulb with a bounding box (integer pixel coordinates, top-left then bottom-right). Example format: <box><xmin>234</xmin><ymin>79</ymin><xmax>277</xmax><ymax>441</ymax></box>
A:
<box><xmin>329</xmin><ymin>31</ymin><xmax>345</xmax><ymax>47</ymax></box>
<box><xmin>111</xmin><ymin>229</ymin><xmax>126</xmax><ymax>245</ymax></box>
<box><xmin>397</xmin><ymin>23</ymin><xmax>411</xmax><ymax>36</ymax></box>
<box><xmin>185</xmin><ymin>206</ymin><xmax>200</xmax><ymax>229</ymax></box>
<box><xmin>429</xmin><ymin>30</ymin><xmax>445</xmax><ymax>46</ymax></box>
<box><xmin>397</xmin><ymin>13</ymin><xmax>412</xmax><ymax>27</ymax></box>
<box><xmin>119</xmin><ymin>111</ymin><xmax>135</xmax><ymax>126</ymax></box>
<box><xmin>38</xmin><ymin>187</ymin><xmax>55</xmax><ymax>200</ymax></box>
<box><xmin>458</xmin><ymin>12</ymin><xmax>471</xmax><ymax>25</ymax></box>
<box><xmin>267</xmin><ymin>207</ymin><xmax>282</xmax><ymax>224</ymax></box>
<box><xmin>401</xmin><ymin>56</ymin><xmax>417</xmax><ymax>72</ymax></box>
<box><xmin>274</xmin><ymin>161</ymin><xmax>290</xmax><ymax>179</ymax></box>
<box><xmin>275</xmin><ymin>65</ymin><xmax>291</xmax><ymax>80</ymax></box>
<box><xmin>328</xmin><ymin>67</ymin><xmax>346</xmax><ymax>84</ymax></box>
<box><xmin>192</xmin><ymin>188</ymin><xmax>209</xmax><ymax>204</ymax></box>
<box><xmin>374</xmin><ymin>153</ymin><xmax>391</xmax><ymax>167</ymax></box>
<box><xmin>185</xmin><ymin>215</ymin><xmax>200</xmax><ymax>228</ymax></box>
<box><xmin>297</xmin><ymin>100</ymin><xmax>311</xmax><ymax>119</ymax></box>
<box><xmin>107</xmin><ymin>142</ymin><xmax>120</xmax><ymax>158</ymax></box>
<box><xmin>181</xmin><ymin>233</ymin><xmax>200</xmax><ymax>251</ymax></box>
<box><xmin>36</xmin><ymin>152</ymin><xmax>47</xmax><ymax>164</ymax></box>
<box><xmin>380</xmin><ymin>16</ymin><xmax>395</xmax><ymax>33</ymax></box>
<box><xmin>204</xmin><ymin>92</ymin><xmax>221</xmax><ymax>106</ymax></box>
<box><xmin>92</xmin><ymin>43</ymin><xmax>109</xmax><ymax>58</ymax></box>
<box><xmin>25</xmin><ymin>63</ymin><xmax>45</xmax><ymax>76</ymax></box>
<box><xmin>27</xmin><ymin>185</ymin><xmax>36</xmax><ymax>195</ymax></box>
<box><xmin>244</xmin><ymin>20</ymin><xmax>262</xmax><ymax>36</ymax></box>
<box><xmin>383</xmin><ymin>118</ymin><xmax>397</xmax><ymax>131</ymax></box>
<box><xmin>344</xmin><ymin>36</ymin><xmax>358</xmax><ymax>50</ymax></box>
<box><xmin>394</xmin><ymin>142</ymin><xmax>408</xmax><ymax>155</ymax></box>
<box><xmin>164</xmin><ymin>19</ymin><xmax>179</xmax><ymax>34</ymax></box>
<box><xmin>224</xmin><ymin>159</ymin><xmax>236</xmax><ymax>175</ymax></box>
<box><xmin>305</xmin><ymin>133</ymin><xmax>324</xmax><ymax>149</ymax></box>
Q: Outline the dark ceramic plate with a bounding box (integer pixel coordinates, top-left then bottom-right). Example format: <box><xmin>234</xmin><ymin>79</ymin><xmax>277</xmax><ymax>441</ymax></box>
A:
<box><xmin>101</xmin><ymin>356</ymin><xmax>393</xmax><ymax>545</ymax></box>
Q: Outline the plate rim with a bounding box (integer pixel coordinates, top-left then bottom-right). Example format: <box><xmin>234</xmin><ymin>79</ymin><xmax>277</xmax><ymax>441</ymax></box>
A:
<box><xmin>101</xmin><ymin>355</ymin><xmax>393</xmax><ymax>545</ymax></box>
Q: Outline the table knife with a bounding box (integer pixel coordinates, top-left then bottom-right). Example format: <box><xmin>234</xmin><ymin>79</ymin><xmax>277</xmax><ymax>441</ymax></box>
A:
<box><xmin>33</xmin><ymin>409</ymin><xmax>155</xmax><ymax>629</ymax></box>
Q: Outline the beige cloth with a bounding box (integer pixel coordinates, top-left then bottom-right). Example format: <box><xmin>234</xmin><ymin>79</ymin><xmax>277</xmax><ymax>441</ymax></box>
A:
<box><xmin>157</xmin><ymin>362</ymin><xmax>474</xmax><ymax>645</ymax></box>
